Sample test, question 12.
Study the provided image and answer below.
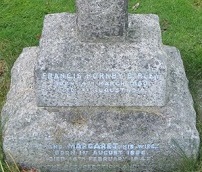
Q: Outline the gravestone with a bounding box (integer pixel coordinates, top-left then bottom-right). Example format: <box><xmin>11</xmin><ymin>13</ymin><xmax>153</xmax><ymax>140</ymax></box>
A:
<box><xmin>1</xmin><ymin>0</ymin><xmax>200</xmax><ymax>171</ymax></box>
<box><xmin>76</xmin><ymin>0</ymin><xmax>128</xmax><ymax>41</ymax></box>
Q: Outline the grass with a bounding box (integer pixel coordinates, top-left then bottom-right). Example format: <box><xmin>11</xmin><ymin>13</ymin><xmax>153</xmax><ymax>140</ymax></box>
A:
<box><xmin>0</xmin><ymin>0</ymin><xmax>202</xmax><ymax>171</ymax></box>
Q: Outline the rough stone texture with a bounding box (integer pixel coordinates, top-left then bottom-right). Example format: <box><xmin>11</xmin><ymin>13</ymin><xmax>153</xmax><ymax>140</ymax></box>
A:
<box><xmin>2</xmin><ymin>36</ymin><xmax>200</xmax><ymax>171</ymax></box>
<box><xmin>76</xmin><ymin>0</ymin><xmax>128</xmax><ymax>41</ymax></box>
<box><xmin>1</xmin><ymin>1</ymin><xmax>200</xmax><ymax>170</ymax></box>
<box><xmin>35</xmin><ymin>13</ymin><xmax>167</xmax><ymax>107</ymax></box>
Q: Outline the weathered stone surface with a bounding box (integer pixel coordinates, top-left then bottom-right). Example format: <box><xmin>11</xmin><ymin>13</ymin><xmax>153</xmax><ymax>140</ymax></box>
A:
<box><xmin>76</xmin><ymin>0</ymin><xmax>128</xmax><ymax>41</ymax></box>
<box><xmin>2</xmin><ymin>41</ymin><xmax>199</xmax><ymax>172</ymax></box>
<box><xmin>1</xmin><ymin>1</ymin><xmax>200</xmax><ymax>171</ymax></box>
<box><xmin>35</xmin><ymin>13</ymin><xmax>167</xmax><ymax>107</ymax></box>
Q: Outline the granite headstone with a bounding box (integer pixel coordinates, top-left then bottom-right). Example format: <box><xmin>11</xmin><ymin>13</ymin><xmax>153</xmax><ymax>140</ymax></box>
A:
<box><xmin>1</xmin><ymin>0</ymin><xmax>200</xmax><ymax>171</ymax></box>
<box><xmin>76</xmin><ymin>0</ymin><xmax>128</xmax><ymax>41</ymax></box>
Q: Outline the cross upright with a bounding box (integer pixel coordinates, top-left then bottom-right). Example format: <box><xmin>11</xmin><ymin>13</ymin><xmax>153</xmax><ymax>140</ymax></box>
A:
<box><xmin>76</xmin><ymin>0</ymin><xmax>128</xmax><ymax>41</ymax></box>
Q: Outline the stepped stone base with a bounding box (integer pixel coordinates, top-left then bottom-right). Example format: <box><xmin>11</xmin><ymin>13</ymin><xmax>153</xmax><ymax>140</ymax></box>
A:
<box><xmin>2</xmin><ymin>46</ymin><xmax>199</xmax><ymax>171</ymax></box>
<box><xmin>35</xmin><ymin>13</ymin><xmax>167</xmax><ymax>107</ymax></box>
<box><xmin>1</xmin><ymin>13</ymin><xmax>200</xmax><ymax>172</ymax></box>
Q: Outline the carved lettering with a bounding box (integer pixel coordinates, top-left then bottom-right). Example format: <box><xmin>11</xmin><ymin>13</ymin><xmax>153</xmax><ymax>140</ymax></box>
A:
<box><xmin>40</xmin><ymin>71</ymin><xmax>160</xmax><ymax>95</ymax></box>
<box><xmin>46</xmin><ymin>142</ymin><xmax>160</xmax><ymax>163</ymax></box>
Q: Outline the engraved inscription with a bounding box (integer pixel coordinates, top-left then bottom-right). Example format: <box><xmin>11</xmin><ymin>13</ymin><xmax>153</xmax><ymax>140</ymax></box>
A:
<box><xmin>36</xmin><ymin>70</ymin><xmax>166</xmax><ymax>106</ymax></box>
<box><xmin>7</xmin><ymin>136</ymin><xmax>162</xmax><ymax>171</ymax></box>
<box><xmin>40</xmin><ymin>71</ymin><xmax>160</xmax><ymax>95</ymax></box>
<box><xmin>46</xmin><ymin>142</ymin><xmax>160</xmax><ymax>163</ymax></box>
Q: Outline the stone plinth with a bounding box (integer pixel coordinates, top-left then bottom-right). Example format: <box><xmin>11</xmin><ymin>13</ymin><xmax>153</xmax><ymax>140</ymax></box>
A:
<box><xmin>1</xmin><ymin>0</ymin><xmax>200</xmax><ymax>171</ymax></box>
<box><xmin>35</xmin><ymin>14</ymin><xmax>167</xmax><ymax>107</ymax></box>
<box><xmin>2</xmin><ymin>42</ymin><xmax>199</xmax><ymax>171</ymax></box>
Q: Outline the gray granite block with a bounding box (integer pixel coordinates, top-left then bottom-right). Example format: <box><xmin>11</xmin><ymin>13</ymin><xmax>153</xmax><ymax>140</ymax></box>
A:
<box><xmin>76</xmin><ymin>0</ymin><xmax>128</xmax><ymax>41</ymax></box>
<box><xmin>35</xmin><ymin>13</ymin><xmax>167</xmax><ymax>107</ymax></box>
<box><xmin>2</xmin><ymin>41</ymin><xmax>199</xmax><ymax>172</ymax></box>
<box><xmin>1</xmin><ymin>1</ymin><xmax>200</xmax><ymax>171</ymax></box>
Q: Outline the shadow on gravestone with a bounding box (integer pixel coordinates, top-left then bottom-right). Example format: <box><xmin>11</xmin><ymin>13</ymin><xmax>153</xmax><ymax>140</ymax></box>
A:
<box><xmin>1</xmin><ymin>0</ymin><xmax>200</xmax><ymax>171</ymax></box>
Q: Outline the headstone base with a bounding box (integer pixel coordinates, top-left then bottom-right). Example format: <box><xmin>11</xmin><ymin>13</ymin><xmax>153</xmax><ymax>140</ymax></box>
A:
<box><xmin>35</xmin><ymin>13</ymin><xmax>167</xmax><ymax>107</ymax></box>
<box><xmin>1</xmin><ymin>46</ymin><xmax>199</xmax><ymax>171</ymax></box>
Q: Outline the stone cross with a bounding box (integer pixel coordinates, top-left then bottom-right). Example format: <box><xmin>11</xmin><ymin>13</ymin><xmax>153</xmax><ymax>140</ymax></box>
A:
<box><xmin>76</xmin><ymin>0</ymin><xmax>128</xmax><ymax>41</ymax></box>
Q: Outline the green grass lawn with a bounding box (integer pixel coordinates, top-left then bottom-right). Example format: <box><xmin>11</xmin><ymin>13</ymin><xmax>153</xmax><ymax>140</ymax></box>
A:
<box><xmin>0</xmin><ymin>0</ymin><xmax>202</xmax><ymax>171</ymax></box>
